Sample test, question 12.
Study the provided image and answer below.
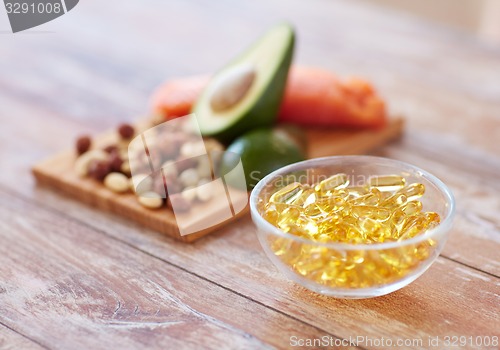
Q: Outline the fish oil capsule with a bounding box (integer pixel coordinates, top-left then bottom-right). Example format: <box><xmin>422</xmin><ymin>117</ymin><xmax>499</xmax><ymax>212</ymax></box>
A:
<box><xmin>263</xmin><ymin>205</ymin><xmax>279</xmax><ymax>225</ymax></box>
<box><xmin>269</xmin><ymin>182</ymin><xmax>303</xmax><ymax>204</ymax></box>
<box><xmin>291</xmin><ymin>188</ymin><xmax>316</xmax><ymax>207</ymax></box>
<box><xmin>348</xmin><ymin>189</ymin><xmax>381</xmax><ymax>206</ymax></box>
<box><xmin>318</xmin><ymin>196</ymin><xmax>346</xmax><ymax>212</ymax></box>
<box><xmin>332</xmin><ymin>188</ymin><xmax>349</xmax><ymax>200</ymax></box>
<box><xmin>359</xmin><ymin>217</ymin><xmax>381</xmax><ymax>235</ymax></box>
<box><xmin>396</xmin><ymin>183</ymin><xmax>425</xmax><ymax>201</ymax></box>
<box><xmin>296</xmin><ymin>216</ymin><xmax>319</xmax><ymax>236</ymax></box>
<box><xmin>424</xmin><ymin>212</ymin><xmax>441</xmax><ymax>229</ymax></box>
<box><xmin>344</xmin><ymin>223</ymin><xmax>365</xmax><ymax>243</ymax></box>
<box><xmin>304</xmin><ymin>196</ymin><xmax>345</xmax><ymax>217</ymax></box>
<box><xmin>351</xmin><ymin>205</ymin><xmax>391</xmax><ymax>221</ymax></box>
<box><xmin>401</xmin><ymin>200</ymin><xmax>422</xmax><ymax>215</ymax></box>
<box><xmin>397</xmin><ymin>215</ymin><xmax>427</xmax><ymax>240</ymax></box>
<box><xmin>381</xmin><ymin>193</ymin><xmax>407</xmax><ymax>207</ymax></box>
<box><xmin>345</xmin><ymin>185</ymin><xmax>369</xmax><ymax>199</ymax></box>
<box><xmin>390</xmin><ymin>208</ymin><xmax>406</xmax><ymax>229</ymax></box>
<box><xmin>303</xmin><ymin>202</ymin><xmax>323</xmax><ymax>217</ymax></box>
<box><xmin>368</xmin><ymin>175</ymin><xmax>406</xmax><ymax>192</ymax></box>
<box><xmin>265</xmin><ymin>172</ymin><xmax>442</xmax><ymax>289</ymax></box>
<box><xmin>277</xmin><ymin>206</ymin><xmax>301</xmax><ymax>229</ymax></box>
<box><xmin>264</xmin><ymin>202</ymin><xmax>293</xmax><ymax>216</ymax></box>
<box><xmin>314</xmin><ymin>173</ymin><xmax>349</xmax><ymax>195</ymax></box>
<box><xmin>295</xmin><ymin>258</ymin><xmax>325</xmax><ymax>276</ymax></box>
<box><xmin>280</xmin><ymin>224</ymin><xmax>309</xmax><ymax>238</ymax></box>
<box><xmin>317</xmin><ymin>214</ymin><xmax>343</xmax><ymax>234</ymax></box>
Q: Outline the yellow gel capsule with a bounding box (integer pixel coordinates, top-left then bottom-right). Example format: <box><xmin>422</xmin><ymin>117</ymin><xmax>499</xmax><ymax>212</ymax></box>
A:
<box><xmin>269</xmin><ymin>182</ymin><xmax>303</xmax><ymax>204</ymax></box>
<box><xmin>401</xmin><ymin>200</ymin><xmax>423</xmax><ymax>215</ymax></box>
<box><xmin>345</xmin><ymin>185</ymin><xmax>369</xmax><ymax>199</ymax></box>
<box><xmin>292</xmin><ymin>188</ymin><xmax>316</xmax><ymax>207</ymax></box>
<box><xmin>264</xmin><ymin>172</ymin><xmax>442</xmax><ymax>289</ymax></box>
<box><xmin>359</xmin><ymin>217</ymin><xmax>381</xmax><ymax>234</ymax></box>
<box><xmin>277</xmin><ymin>206</ymin><xmax>301</xmax><ymax>229</ymax></box>
<box><xmin>381</xmin><ymin>193</ymin><xmax>407</xmax><ymax>207</ymax></box>
<box><xmin>303</xmin><ymin>202</ymin><xmax>323</xmax><ymax>217</ymax></box>
<box><xmin>304</xmin><ymin>196</ymin><xmax>346</xmax><ymax>217</ymax></box>
<box><xmin>397</xmin><ymin>183</ymin><xmax>425</xmax><ymax>201</ymax></box>
<box><xmin>280</xmin><ymin>223</ymin><xmax>308</xmax><ymax>237</ymax></box>
<box><xmin>368</xmin><ymin>175</ymin><xmax>406</xmax><ymax>192</ymax></box>
<box><xmin>317</xmin><ymin>214</ymin><xmax>344</xmax><ymax>234</ymax></box>
<box><xmin>314</xmin><ymin>173</ymin><xmax>349</xmax><ymax>195</ymax></box>
<box><xmin>390</xmin><ymin>208</ymin><xmax>406</xmax><ymax>227</ymax></box>
<box><xmin>318</xmin><ymin>196</ymin><xmax>346</xmax><ymax>212</ymax></box>
<box><xmin>351</xmin><ymin>205</ymin><xmax>391</xmax><ymax>221</ymax></box>
<box><xmin>263</xmin><ymin>207</ymin><xmax>279</xmax><ymax>225</ymax></box>
<box><xmin>332</xmin><ymin>189</ymin><xmax>349</xmax><ymax>200</ymax></box>
<box><xmin>264</xmin><ymin>202</ymin><xmax>295</xmax><ymax>215</ymax></box>
<box><xmin>344</xmin><ymin>223</ymin><xmax>365</xmax><ymax>243</ymax></box>
<box><xmin>397</xmin><ymin>215</ymin><xmax>427</xmax><ymax>240</ymax></box>
<box><xmin>296</xmin><ymin>216</ymin><xmax>319</xmax><ymax>236</ymax></box>
<box><xmin>349</xmin><ymin>190</ymin><xmax>381</xmax><ymax>206</ymax></box>
<box><xmin>295</xmin><ymin>259</ymin><xmax>325</xmax><ymax>276</ymax></box>
<box><xmin>424</xmin><ymin>212</ymin><xmax>441</xmax><ymax>229</ymax></box>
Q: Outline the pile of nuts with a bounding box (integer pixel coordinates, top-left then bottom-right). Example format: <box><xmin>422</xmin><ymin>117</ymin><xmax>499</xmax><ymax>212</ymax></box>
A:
<box><xmin>74</xmin><ymin>120</ymin><xmax>224</xmax><ymax>211</ymax></box>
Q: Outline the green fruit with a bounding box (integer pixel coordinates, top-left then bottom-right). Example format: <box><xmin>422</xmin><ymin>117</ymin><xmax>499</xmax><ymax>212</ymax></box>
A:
<box><xmin>220</xmin><ymin>128</ymin><xmax>306</xmax><ymax>190</ymax></box>
<box><xmin>193</xmin><ymin>23</ymin><xmax>295</xmax><ymax>143</ymax></box>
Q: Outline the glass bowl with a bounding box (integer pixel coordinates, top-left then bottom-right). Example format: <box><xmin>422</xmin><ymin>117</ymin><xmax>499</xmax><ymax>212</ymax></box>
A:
<box><xmin>250</xmin><ymin>156</ymin><xmax>455</xmax><ymax>298</ymax></box>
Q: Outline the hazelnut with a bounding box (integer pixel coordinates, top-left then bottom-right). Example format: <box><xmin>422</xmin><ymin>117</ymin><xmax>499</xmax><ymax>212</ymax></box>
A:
<box><xmin>76</xmin><ymin>135</ymin><xmax>91</xmax><ymax>155</ymax></box>
<box><xmin>74</xmin><ymin>149</ymin><xmax>108</xmax><ymax>177</ymax></box>
<box><xmin>103</xmin><ymin>144</ymin><xmax>119</xmax><ymax>154</ymax></box>
<box><xmin>109</xmin><ymin>153</ymin><xmax>124</xmax><ymax>172</ymax></box>
<box><xmin>88</xmin><ymin>159</ymin><xmax>111</xmax><ymax>181</ymax></box>
<box><xmin>118</xmin><ymin>123</ymin><xmax>135</xmax><ymax>139</ymax></box>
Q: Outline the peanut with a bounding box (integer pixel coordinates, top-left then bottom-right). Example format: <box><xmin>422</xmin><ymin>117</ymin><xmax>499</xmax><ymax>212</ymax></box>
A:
<box><xmin>104</xmin><ymin>172</ymin><xmax>130</xmax><ymax>193</ymax></box>
<box><xmin>138</xmin><ymin>192</ymin><xmax>163</xmax><ymax>209</ymax></box>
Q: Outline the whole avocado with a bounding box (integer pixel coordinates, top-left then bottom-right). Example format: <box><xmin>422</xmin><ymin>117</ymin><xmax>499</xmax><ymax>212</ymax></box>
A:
<box><xmin>220</xmin><ymin>128</ymin><xmax>306</xmax><ymax>190</ymax></box>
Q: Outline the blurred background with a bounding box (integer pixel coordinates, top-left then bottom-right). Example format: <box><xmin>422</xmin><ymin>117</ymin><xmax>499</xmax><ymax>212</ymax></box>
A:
<box><xmin>1</xmin><ymin>0</ymin><xmax>499</xmax><ymax>158</ymax></box>
<box><xmin>363</xmin><ymin>0</ymin><xmax>500</xmax><ymax>43</ymax></box>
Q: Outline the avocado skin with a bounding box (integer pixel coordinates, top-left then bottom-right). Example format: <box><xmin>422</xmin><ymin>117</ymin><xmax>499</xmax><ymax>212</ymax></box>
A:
<box><xmin>220</xmin><ymin>128</ymin><xmax>305</xmax><ymax>190</ymax></box>
<box><xmin>195</xmin><ymin>24</ymin><xmax>295</xmax><ymax>143</ymax></box>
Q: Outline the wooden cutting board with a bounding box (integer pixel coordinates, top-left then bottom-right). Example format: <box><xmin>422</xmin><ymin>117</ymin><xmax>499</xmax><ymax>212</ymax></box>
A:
<box><xmin>32</xmin><ymin>118</ymin><xmax>404</xmax><ymax>242</ymax></box>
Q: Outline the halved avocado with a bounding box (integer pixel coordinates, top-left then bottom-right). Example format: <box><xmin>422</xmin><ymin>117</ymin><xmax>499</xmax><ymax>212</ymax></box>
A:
<box><xmin>193</xmin><ymin>23</ymin><xmax>295</xmax><ymax>142</ymax></box>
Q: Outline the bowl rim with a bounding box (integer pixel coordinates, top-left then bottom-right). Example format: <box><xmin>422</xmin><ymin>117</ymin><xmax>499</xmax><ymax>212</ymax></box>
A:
<box><xmin>250</xmin><ymin>155</ymin><xmax>456</xmax><ymax>251</ymax></box>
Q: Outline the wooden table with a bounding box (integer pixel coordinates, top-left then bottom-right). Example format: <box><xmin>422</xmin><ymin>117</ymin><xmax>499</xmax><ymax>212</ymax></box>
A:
<box><xmin>1</xmin><ymin>0</ymin><xmax>499</xmax><ymax>349</ymax></box>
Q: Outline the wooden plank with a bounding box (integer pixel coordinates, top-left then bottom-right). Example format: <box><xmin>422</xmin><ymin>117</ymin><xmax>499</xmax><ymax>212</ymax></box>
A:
<box><xmin>32</xmin><ymin>118</ymin><xmax>403</xmax><ymax>243</ymax></box>
<box><xmin>17</xmin><ymin>189</ymin><xmax>499</xmax><ymax>350</ymax></box>
<box><xmin>0</xmin><ymin>0</ymin><xmax>500</xmax><ymax>348</ymax></box>
<box><xmin>0</xmin><ymin>326</ymin><xmax>45</xmax><ymax>350</ymax></box>
<box><xmin>0</xmin><ymin>190</ymin><xmax>346</xmax><ymax>349</ymax></box>
<box><xmin>307</xmin><ymin>118</ymin><xmax>404</xmax><ymax>158</ymax></box>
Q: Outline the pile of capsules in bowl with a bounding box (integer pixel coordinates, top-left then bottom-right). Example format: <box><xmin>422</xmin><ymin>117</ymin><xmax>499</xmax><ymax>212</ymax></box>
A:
<box><xmin>262</xmin><ymin>173</ymin><xmax>441</xmax><ymax>288</ymax></box>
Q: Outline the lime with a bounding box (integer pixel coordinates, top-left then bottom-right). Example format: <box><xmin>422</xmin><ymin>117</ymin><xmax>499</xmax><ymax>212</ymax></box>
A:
<box><xmin>220</xmin><ymin>128</ymin><xmax>306</xmax><ymax>190</ymax></box>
